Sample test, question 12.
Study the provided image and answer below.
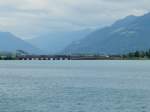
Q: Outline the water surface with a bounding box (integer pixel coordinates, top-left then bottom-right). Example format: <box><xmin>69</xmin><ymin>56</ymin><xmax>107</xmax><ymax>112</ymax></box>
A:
<box><xmin>0</xmin><ymin>61</ymin><xmax>150</xmax><ymax>112</ymax></box>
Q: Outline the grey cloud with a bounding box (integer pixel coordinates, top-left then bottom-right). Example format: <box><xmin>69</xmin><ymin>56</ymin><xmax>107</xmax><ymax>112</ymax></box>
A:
<box><xmin>0</xmin><ymin>0</ymin><xmax>149</xmax><ymax>39</ymax></box>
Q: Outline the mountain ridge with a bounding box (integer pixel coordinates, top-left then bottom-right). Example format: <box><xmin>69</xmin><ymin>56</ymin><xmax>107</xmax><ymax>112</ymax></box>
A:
<box><xmin>63</xmin><ymin>12</ymin><xmax>150</xmax><ymax>55</ymax></box>
<box><xmin>0</xmin><ymin>32</ymin><xmax>41</xmax><ymax>54</ymax></box>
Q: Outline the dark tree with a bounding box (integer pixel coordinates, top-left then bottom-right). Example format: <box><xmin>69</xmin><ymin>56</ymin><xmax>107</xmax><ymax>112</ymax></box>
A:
<box><xmin>134</xmin><ymin>51</ymin><xmax>140</xmax><ymax>57</ymax></box>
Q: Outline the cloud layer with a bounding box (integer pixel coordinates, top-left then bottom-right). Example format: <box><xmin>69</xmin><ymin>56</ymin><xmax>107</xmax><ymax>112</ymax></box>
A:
<box><xmin>0</xmin><ymin>0</ymin><xmax>149</xmax><ymax>38</ymax></box>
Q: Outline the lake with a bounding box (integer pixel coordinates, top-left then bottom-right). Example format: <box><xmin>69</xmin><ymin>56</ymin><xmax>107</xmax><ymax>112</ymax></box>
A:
<box><xmin>0</xmin><ymin>61</ymin><xmax>150</xmax><ymax>112</ymax></box>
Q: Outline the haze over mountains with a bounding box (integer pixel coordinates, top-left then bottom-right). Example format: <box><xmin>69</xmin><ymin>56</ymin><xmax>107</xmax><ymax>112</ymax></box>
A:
<box><xmin>28</xmin><ymin>29</ymin><xmax>91</xmax><ymax>54</ymax></box>
<box><xmin>0</xmin><ymin>12</ymin><xmax>150</xmax><ymax>55</ymax></box>
<box><xmin>63</xmin><ymin>12</ymin><xmax>150</xmax><ymax>55</ymax></box>
<box><xmin>0</xmin><ymin>32</ymin><xmax>40</xmax><ymax>54</ymax></box>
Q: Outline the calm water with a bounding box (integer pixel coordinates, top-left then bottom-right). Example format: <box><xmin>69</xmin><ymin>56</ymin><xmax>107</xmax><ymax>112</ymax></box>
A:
<box><xmin>0</xmin><ymin>61</ymin><xmax>150</xmax><ymax>112</ymax></box>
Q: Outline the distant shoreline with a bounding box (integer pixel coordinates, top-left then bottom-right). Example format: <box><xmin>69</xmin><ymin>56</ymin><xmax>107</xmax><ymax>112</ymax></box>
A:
<box><xmin>1</xmin><ymin>50</ymin><xmax>150</xmax><ymax>60</ymax></box>
<box><xmin>0</xmin><ymin>55</ymin><xmax>149</xmax><ymax>60</ymax></box>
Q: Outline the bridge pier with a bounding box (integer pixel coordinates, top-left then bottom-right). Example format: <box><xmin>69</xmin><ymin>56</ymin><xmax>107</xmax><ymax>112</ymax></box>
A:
<box><xmin>17</xmin><ymin>55</ymin><xmax>71</xmax><ymax>60</ymax></box>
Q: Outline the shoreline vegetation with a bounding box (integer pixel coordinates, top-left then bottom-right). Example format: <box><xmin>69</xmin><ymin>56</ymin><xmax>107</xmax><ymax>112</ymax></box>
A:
<box><xmin>0</xmin><ymin>50</ymin><xmax>150</xmax><ymax>60</ymax></box>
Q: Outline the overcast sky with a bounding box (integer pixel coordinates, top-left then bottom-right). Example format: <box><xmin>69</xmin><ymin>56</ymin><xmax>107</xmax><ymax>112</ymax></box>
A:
<box><xmin>0</xmin><ymin>0</ymin><xmax>149</xmax><ymax>39</ymax></box>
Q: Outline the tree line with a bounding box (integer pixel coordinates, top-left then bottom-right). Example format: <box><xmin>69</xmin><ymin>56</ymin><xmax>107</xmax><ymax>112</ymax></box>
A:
<box><xmin>122</xmin><ymin>49</ymin><xmax>150</xmax><ymax>59</ymax></box>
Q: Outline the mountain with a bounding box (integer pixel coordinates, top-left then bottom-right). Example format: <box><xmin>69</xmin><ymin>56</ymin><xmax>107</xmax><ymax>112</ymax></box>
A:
<box><xmin>63</xmin><ymin>12</ymin><xmax>150</xmax><ymax>55</ymax></box>
<box><xmin>0</xmin><ymin>32</ymin><xmax>40</xmax><ymax>54</ymax></box>
<box><xmin>28</xmin><ymin>29</ymin><xmax>92</xmax><ymax>54</ymax></box>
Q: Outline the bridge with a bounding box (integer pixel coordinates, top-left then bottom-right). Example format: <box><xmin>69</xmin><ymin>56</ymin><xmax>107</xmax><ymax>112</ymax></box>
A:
<box><xmin>16</xmin><ymin>55</ymin><xmax>113</xmax><ymax>60</ymax></box>
<box><xmin>17</xmin><ymin>55</ymin><xmax>71</xmax><ymax>60</ymax></box>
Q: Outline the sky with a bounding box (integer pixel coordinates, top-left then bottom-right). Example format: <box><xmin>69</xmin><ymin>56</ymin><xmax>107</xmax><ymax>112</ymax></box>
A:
<box><xmin>0</xmin><ymin>0</ymin><xmax>149</xmax><ymax>39</ymax></box>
